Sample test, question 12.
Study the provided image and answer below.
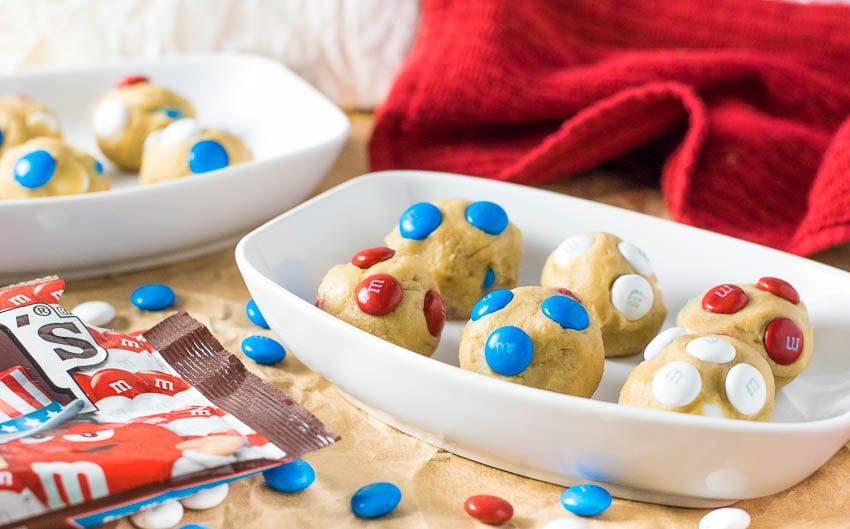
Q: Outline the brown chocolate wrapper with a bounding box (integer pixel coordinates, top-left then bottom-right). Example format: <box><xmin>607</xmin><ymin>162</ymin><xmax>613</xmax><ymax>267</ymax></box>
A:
<box><xmin>0</xmin><ymin>280</ymin><xmax>337</xmax><ymax>529</ymax></box>
<box><xmin>144</xmin><ymin>312</ymin><xmax>340</xmax><ymax>456</ymax></box>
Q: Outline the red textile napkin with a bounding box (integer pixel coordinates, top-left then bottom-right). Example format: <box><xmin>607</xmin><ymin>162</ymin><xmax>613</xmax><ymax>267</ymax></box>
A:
<box><xmin>369</xmin><ymin>0</ymin><xmax>850</xmax><ymax>256</ymax></box>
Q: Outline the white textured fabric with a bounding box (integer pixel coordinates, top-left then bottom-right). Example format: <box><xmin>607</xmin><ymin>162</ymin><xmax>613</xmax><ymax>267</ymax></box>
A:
<box><xmin>0</xmin><ymin>0</ymin><xmax>421</xmax><ymax>109</ymax></box>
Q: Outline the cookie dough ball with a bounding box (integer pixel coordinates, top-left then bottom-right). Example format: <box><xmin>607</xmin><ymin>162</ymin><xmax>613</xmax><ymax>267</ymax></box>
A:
<box><xmin>0</xmin><ymin>137</ymin><xmax>109</xmax><ymax>199</ymax></box>
<box><xmin>316</xmin><ymin>247</ymin><xmax>446</xmax><ymax>356</ymax></box>
<box><xmin>92</xmin><ymin>75</ymin><xmax>196</xmax><ymax>171</ymax></box>
<box><xmin>0</xmin><ymin>95</ymin><xmax>62</xmax><ymax>156</ymax></box>
<box><xmin>459</xmin><ymin>286</ymin><xmax>604</xmax><ymax>397</ymax></box>
<box><xmin>541</xmin><ymin>232</ymin><xmax>666</xmax><ymax>357</ymax></box>
<box><xmin>139</xmin><ymin>118</ymin><xmax>252</xmax><ymax>184</ymax></box>
<box><xmin>619</xmin><ymin>329</ymin><xmax>775</xmax><ymax>421</ymax></box>
<box><xmin>676</xmin><ymin>277</ymin><xmax>812</xmax><ymax>388</ymax></box>
<box><xmin>385</xmin><ymin>199</ymin><xmax>522</xmax><ymax>319</ymax></box>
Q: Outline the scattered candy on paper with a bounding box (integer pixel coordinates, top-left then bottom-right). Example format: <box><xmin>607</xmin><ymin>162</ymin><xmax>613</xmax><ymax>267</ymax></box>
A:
<box><xmin>241</xmin><ymin>335</ymin><xmax>286</xmax><ymax>364</ymax></box>
<box><xmin>130</xmin><ymin>499</ymin><xmax>184</xmax><ymax>529</ymax></box>
<box><xmin>463</xmin><ymin>494</ymin><xmax>514</xmax><ymax>524</ymax></box>
<box><xmin>179</xmin><ymin>483</ymin><xmax>229</xmax><ymax>510</ymax></box>
<box><xmin>131</xmin><ymin>283</ymin><xmax>176</xmax><ymax>311</ymax></box>
<box><xmin>264</xmin><ymin>458</ymin><xmax>316</xmax><ymax>493</ymax></box>
<box><xmin>246</xmin><ymin>298</ymin><xmax>270</xmax><ymax>329</ymax></box>
<box><xmin>351</xmin><ymin>482</ymin><xmax>402</xmax><ymax>519</ymax></box>
<box><xmin>560</xmin><ymin>484</ymin><xmax>612</xmax><ymax>517</ymax></box>
<box><xmin>71</xmin><ymin>300</ymin><xmax>116</xmax><ymax>327</ymax></box>
<box><xmin>699</xmin><ymin>507</ymin><xmax>751</xmax><ymax>529</ymax></box>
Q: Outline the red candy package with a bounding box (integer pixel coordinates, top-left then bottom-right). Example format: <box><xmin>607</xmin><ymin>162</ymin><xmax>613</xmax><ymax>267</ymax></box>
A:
<box><xmin>0</xmin><ymin>278</ymin><xmax>338</xmax><ymax>528</ymax></box>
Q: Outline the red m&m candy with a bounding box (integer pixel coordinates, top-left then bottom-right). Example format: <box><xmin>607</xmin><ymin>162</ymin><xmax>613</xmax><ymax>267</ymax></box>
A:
<box><xmin>352</xmin><ymin>247</ymin><xmax>396</xmax><ymax>269</ymax></box>
<box><xmin>756</xmin><ymin>277</ymin><xmax>800</xmax><ymax>305</ymax></box>
<box><xmin>115</xmin><ymin>75</ymin><xmax>149</xmax><ymax>88</ymax></box>
<box><xmin>764</xmin><ymin>318</ymin><xmax>804</xmax><ymax>365</ymax></box>
<box><xmin>702</xmin><ymin>284</ymin><xmax>748</xmax><ymax>314</ymax></box>
<box><xmin>464</xmin><ymin>494</ymin><xmax>514</xmax><ymax>524</ymax></box>
<box><xmin>551</xmin><ymin>287</ymin><xmax>582</xmax><ymax>303</ymax></box>
<box><xmin>356</xmin><ymin>274</ymin><xmax>402</xmax><ymax>316</ymax></box>
<box><xmin>424</xmin><ymin>290</ymin><xmax>446</xmax><ymax>337</ymax></box>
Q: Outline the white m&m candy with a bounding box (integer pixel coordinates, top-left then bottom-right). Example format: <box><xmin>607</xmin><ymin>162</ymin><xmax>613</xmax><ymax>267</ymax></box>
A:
<box><xmin>611</xmin><ymin>274</ymin><xmax>654</xmax><ymax>321</ymax></box>
<box><xmin>644</xmin><ymin>327</ymin><xmax>689</xmax><ymax>361</ymax></box>
<box><xmin>553</xmin><ymin>235</ymin><xmax>595</xmax><ymax>267</ymax></box>
<box><xmin>686</xmin><ymin>336</ymin><xmax>736</xmax><ymax>364</ymax></box>
<box><xmin>72</xmin><ymin>300</ymin><xmax>116</xmax><ymax>327</ymax></box>
<box><xmin>725</xmin><ymin>364</ymin><xmax>768</xmax><ymax>416</ymax></box>
<box><xmin>93</xmin><ymin>99</ymin><xmax>129</xmax><ymax>139</ymax></box>
<box><xmin>130</xmin><ymin>499</ymin><xmax>183</xmax><ymax>529</ymax></box>
<box><xmin>651</xmin><ymin>361</ymin><xmax>702</xmax><ymax>407</ymax></box>
<box><xmin>618</xmin><ymin>240</ymin><xmax>653</xmax><ymax>276</ymax></box>
<box><xmin>699</xmin><ymin>507</ymin><xmax>751</xmax><ymax>529</ymax></box>
<box><xmin>179</xmin><ymin>483</ymin><xmax>229</xmax><ymax>510</ymax></box>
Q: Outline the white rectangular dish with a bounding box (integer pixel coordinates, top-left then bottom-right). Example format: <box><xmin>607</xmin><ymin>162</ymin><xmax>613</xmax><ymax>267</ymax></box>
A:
<box><xmin>235</xmin><ymin>170</ymin><xmax>850</xmax><ymax>508</ymax></box>
<box><xmin>0</xmin><ymin>54</ymin><xmax>349</xmax><ymax>283</ymax></box>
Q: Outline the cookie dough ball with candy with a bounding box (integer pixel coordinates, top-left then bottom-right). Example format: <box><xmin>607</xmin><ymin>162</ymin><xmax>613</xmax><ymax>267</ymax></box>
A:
<box><xmin>459</xmin><ymin>286</ymin><xmax>604</xmax><ymax>397</ymax></box>
<box><xmin>619</xmin><ymin>329</ymin><xmax>775</xmax><ymax>421</ymax></box>
<box><xmin>0</xmin><ymin>95</ymin><xmax>61</xmax><ymax>156</ymax></box>
<box><xmin>0</xmin><ymin>137</ymin><xmax>109</xmax><ymax>199</ymax></box>
<box><xmin>92</xmin><ymin>75</ymin><xmax>196</xmax><ymax>171</ymax></box>
<box><xmin>676</xmin><ymin>277</ymin><xmax>812</xmax><ymax>388</ymax></box>
<box><xmin>139</xmin><ymin>118</ymin><xmax>252</xmax><ymax>184</ymax></box>
<box><xmin>316</xmin><ymin>247</ymin><xmax>446</xmax><ymax>356</ymax></box>
<box><xmin>541</xmin><ymin>232</ymin><xmax>666</xmax><ymax>357</ymax></box>
<box><xmin>385</xmin><ymin>199</ymin><xmax>522</xmax><ymax>319</ymax></box>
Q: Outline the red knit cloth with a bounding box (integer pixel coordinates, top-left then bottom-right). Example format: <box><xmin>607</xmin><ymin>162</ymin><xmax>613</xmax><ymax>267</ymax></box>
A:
<box><xmin>369</xmin><ymin>0</ymin><xmax>850</xmax><ymax>256</ymax></box>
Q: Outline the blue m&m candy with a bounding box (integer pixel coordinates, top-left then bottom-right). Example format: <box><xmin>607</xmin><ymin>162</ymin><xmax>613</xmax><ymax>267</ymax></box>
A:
<box><xmin>399</xmin><ymin>202</ymin><xmax>442</xmax><ymax>240</ymax></box>
<box><xmin>241</xmin><ymin>335</ymin><xmax>286</xmax><ymax>364</ymax></box>
<box><xmin>560</xmin><ymin>484</ymin><xmax>612</xmax><ymax>517</ymax></box>
<box><xmin>470</xmin><ymin>289</ymin><xmax>513</xmax><ymax>321</ymax></box>
<box><xmin>94</xmin><ymin>159</ymin><xmax>104</xmax><ymax>175</ymax></box>
<box><xmin>485</xmin><ymin>325</ymin><xmax>533</xmax><ymax>376</ymax></box>
<box><xmin>481</xmin><ymin>267</ymin><xmax>496</xmax><ymax>290</ymax></box>
<box><xmin>246</xmin><ymin>298</ymin><xmax>270</xmax><ymax>329</ymax></box>
<box><xmin>0</xmin><ymin>128</ymin><xmax>4</xmax><ymax>148</ymax></box>
<box><xmin>188</xmin><ymin>139</ymin><xmax>229</xmax><ymax>174</ymax></box>
<box><xmin>264</xmin><ymin>458</ymin><xmax>315</xmax><ymax>493</ymax></box>
<box><xmin>542</xmin><ymin>295</ymin><xmax>590</xmax><ymax>331</ymax></box>
<box><xmin>131</xmin><ymin>284</ymin><xmax>175</xmax><ymax>311</ymax></box>
<box><xmin>177</xmin><ymin>525</ymin><xmax>211</xmax><ymax>529</ymax></box>
<box><xmin>465</xmin><ymin>201</ymin><xmax>508</xmax><ymax>235</ymax></box>
<box><xmin>14</xmin><ymin>149</ymin><xmax>55</xmax><ymax>188</ymax></box>
<box><xmin>160</xmin><ymin>107</ymin><xmax>183</xmax><ymax>119</ymax></box>
<box><xmin>351</xmin><ymin>482</ymin><xmax>402</xmax><ymax>519</ymax></box>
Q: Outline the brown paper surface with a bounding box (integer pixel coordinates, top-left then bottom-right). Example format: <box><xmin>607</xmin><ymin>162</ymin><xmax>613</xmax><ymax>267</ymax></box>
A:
<box><xmin>56</xmin><ymin>114</ymin><xmax>850</xmax><ymax>529</ymax></box>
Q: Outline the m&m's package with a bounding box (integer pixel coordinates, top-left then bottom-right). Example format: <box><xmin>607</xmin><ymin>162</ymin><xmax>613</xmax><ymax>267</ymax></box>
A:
<box><xmin>0</xmin><ymin>278</ymin><xmax>338</xmax><ymax>529</ymax></box>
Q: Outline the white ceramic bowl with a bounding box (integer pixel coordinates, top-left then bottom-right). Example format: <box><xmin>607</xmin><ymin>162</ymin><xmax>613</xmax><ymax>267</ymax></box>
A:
<box><xmin>236</xmin><ymin>170</ymin><xmax>850</xmax><ymax>508</ymax></box>
<box><xmin>0</xmin><ymin>54</ymin><xmax>349</xmax><ymax>283</ymax></box>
